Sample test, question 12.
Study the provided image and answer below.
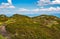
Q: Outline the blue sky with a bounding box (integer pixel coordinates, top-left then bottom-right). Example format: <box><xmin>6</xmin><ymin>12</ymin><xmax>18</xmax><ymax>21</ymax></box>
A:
<box><xmin>0</xmin><ymin>0</ymin><xmax>38</xmax><ymax>9</ymax></box>
<box><xmin>0</xmin><ymin>0</ymin><xmax>60</xmax><ymax>17</ymax></box>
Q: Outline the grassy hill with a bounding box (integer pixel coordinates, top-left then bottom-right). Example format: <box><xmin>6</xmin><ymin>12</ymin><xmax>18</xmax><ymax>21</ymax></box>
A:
<box><xmin>0</xmin><ymin>14</ymin><xmax>60</xmax><ymax>39</ymax></box>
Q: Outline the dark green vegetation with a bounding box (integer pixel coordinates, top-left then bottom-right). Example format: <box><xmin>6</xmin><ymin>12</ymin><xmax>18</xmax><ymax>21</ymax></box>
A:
<box><xmin>0</xmin><ymin>14</ymin><xmax>60</xmax><ymax>39</ymax></box>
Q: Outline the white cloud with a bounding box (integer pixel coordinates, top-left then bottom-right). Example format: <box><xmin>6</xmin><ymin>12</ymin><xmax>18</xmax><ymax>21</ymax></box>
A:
<box><xmin>37</xmin><ymin>0</ymin><xmax>60</xmax><ymax>7</ymax></box>
<box><xmin>37</xmin><ymin>0</ymin><xmax>60</xmax><ymax>14</ymax></box>
<box><xmin>18</xmin><ymin>8</ymin><xmax>40</xmax><ymax>12</ymax></box>
<box><xmin>18</xmin><ymin>7</ymin><xmax>60</xmax><ymax>12</ymax></box>
<box><xmin>0</xmin><ymin>3</ymin><xmax>15</xmax><ymax>8</ymax></box>
<box><xmin>0</xmin><ymin>8</ymin><xmax>17</xmax><ymax>14</ymax></box>
<box><xmin>30</xmin><ymin>7</ymin><xmax>60</xmax><ymax>13</ymax></box>
<box><xmin>52</xmin><ymin>0</ymin><xmax>60</xmax><ymax>4</ymax></box>
<box><xmin>18</xmin><ymin>8</ymin><xmax>30</xmax><ymax>12</ymax></box>
<box><xmin>0</xmin><ymin>7</ymin><xmax>60</xmax><ymax>15</ymax></box>
<box><xmin>37</xmin><ymin>0</ymin><xmax>50</xmax><ymax>6</ymax></box>
<box><xmin>32</xmin><ymin>9</ymin><xmax>40</xmax><ymax>12</ymax></box>
<box><xmin>8</xmin><ymin>0</ymin><xmax>12</xmax><ymax>4</ymax></box>
<box><xmin>39</xmin><ymin>7</ymin><xmax>60</xmax><ymax>11</ymax></box>
<box><xmin>7</xmin><ymin>5</ymin><xmax>15</xmax><ymax>8</ymax></box>
<box><xmin>14</xmin><ymin>7</ymin><xmax>60</xmax><ymax>15</ymax></box>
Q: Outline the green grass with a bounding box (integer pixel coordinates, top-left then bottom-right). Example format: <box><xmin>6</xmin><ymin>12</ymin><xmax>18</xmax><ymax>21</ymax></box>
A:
<box><xmin>0</xmin><ymin>14</ymin><xmax>60</xmax><ymax>39</ymax></box>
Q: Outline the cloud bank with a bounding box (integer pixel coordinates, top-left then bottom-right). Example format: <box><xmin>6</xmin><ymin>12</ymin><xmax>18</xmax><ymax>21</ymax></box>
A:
<box><xmin>52</xmin><ymin>0</ymin><xmax>60</xmax><ymax>4</ymax></box>
<box><xmin>37</xmin><ymin>0</ymin><xmax>60</xmax><ymax>6</ymax></box>
<box><xmin>18</xmin><ymin>7</ymin><xmax>60</xmax><ymax>12</ymax></box>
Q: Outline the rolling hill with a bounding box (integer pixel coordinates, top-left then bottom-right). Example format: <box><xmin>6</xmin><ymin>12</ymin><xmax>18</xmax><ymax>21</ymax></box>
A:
<box><xmin>0</xmin><ymin>14</ymin><xmax>60</xmax><ymax>39</ymax></box>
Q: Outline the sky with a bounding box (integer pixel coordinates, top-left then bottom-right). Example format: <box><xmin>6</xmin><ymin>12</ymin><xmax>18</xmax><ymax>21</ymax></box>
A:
<box><xmin>0</xmin><ymin>0</ymin><xmax>60</xmax><ymax>17</ymax></box>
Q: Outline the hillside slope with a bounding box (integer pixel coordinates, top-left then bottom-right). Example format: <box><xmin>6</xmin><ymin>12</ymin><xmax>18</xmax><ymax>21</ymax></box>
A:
<box><xmin>0</xmin><ymin>14</ymin><xmax>60</xmax><ymax>39</ymax></box>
